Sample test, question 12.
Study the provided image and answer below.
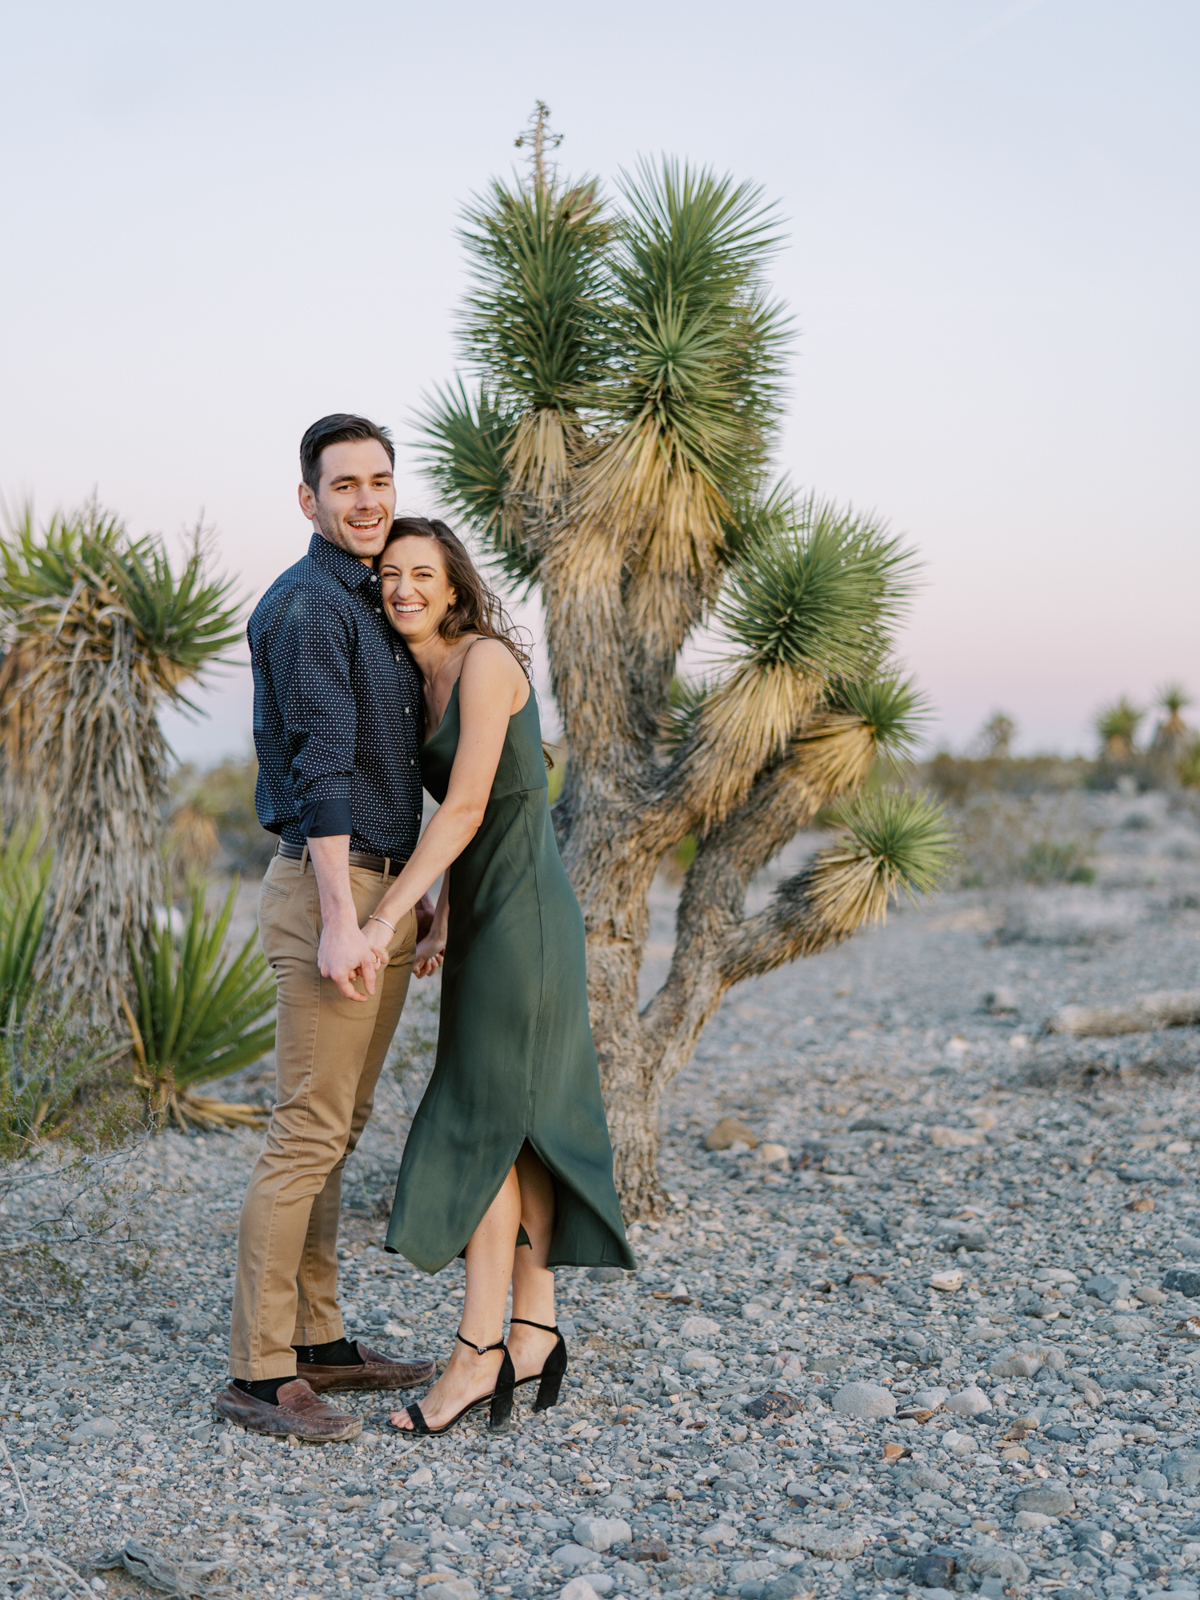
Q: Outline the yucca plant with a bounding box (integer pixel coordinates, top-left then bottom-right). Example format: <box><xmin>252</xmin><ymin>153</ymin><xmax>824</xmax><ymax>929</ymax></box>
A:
<box><xmin>1095</xmin><ymin>696</ymin><xmax>1143</xmax><ymax>760</ymax></box>
<box><xmin>420</xmin><ymin>121</ymin><xmax>954</xmax><ymax>1213</ymax></box>
<box><xmin>1151</xmin><ymin>682</ymin><xmax>1191</xmax><ymax>758</ymax></box>
<box><xmin>0</xmin><ymin>821</ymin><xmax>49</xmax><ymax>1031</ymax></box>
<box><xmin>0</xmin><ymin>503</ymin><xmax>242</xmax><ymax>1020</ymax></box>
<box><xmin>125</xmin><ymin>881</ymin><xmax>276</xmax><ymax>1133</ymax></box>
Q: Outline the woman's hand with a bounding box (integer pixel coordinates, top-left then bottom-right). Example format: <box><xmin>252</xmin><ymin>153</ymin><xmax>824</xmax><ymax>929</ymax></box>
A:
<box><xmin>412</xmin><ymin>927</ymin><xmax>447</xmax><ymax>979</ymax></box>
<box><xmin>362</xmin><ymin>915</ymin><xmax>395</xmax><ymax>973</ymax></box>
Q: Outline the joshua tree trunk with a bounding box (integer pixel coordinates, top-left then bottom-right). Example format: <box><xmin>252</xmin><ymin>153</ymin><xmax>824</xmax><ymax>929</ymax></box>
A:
<box><xmin>421</xmin><ymin>134</ymin><xmax>953</xmax><ymax>1216</ymax></box>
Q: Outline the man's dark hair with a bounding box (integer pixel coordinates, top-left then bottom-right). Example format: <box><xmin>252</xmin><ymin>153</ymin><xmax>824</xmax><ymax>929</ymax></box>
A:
<box><xmin>300</xmin><ymin>414</ymin><xmax>395</xmax><ymax>492</ymax></box>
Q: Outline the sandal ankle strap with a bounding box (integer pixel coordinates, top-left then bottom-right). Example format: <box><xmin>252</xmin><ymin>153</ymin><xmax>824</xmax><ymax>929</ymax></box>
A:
<box><xmin>509</xmin><ymin>1317</ymin><xmax>558</xmax><ymax>1333</ymax></box>
<box><xmin>456</xmin><ymin>1330</ymin><xmax>506</xmax><ymax>1356</ymax></box>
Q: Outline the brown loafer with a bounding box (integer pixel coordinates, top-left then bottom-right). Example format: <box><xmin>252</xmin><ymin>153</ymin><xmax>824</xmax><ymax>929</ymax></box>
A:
<box><xmin>215</xmin><ymin>1378</ymin><xmax>361</xmax><ymax>1442</ymax></box>
<box><xmin>295</xmin><ymin>1340</ymin><xmax>435</xmax><ymax>1392</ymax></box>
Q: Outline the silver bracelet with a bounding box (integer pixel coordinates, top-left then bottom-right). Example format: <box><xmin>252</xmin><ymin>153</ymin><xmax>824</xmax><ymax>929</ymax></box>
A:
<box><xmin>368</xmin><ymin>914</ymin><xmax>396</xmax><ymax>934</ymax></box>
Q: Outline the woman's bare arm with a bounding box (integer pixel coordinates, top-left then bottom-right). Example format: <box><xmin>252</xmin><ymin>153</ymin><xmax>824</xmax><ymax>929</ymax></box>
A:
<box><xmin>364</xmin><ymin>640</ymin><xmax>527</xmax><ymax>949</ymax></box>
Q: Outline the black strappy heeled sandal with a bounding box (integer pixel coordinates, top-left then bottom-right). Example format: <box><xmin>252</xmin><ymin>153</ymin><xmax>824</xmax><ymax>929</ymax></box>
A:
<box><xmin>509</xmin><ymin>1316</ymin><xmax>568</xmax><ymax>1411</ymax></box>
<box><xmin>393</xmin><ymin>1331</ymin><xmax>515</xmax><ymax>1436</ymax></box>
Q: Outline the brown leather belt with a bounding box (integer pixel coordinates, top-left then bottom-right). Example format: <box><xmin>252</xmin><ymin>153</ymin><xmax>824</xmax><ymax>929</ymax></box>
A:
<box><xmin>276</xmin><ymin>840</ymin><xmax>407</xmax><ymax>878</ymax></box>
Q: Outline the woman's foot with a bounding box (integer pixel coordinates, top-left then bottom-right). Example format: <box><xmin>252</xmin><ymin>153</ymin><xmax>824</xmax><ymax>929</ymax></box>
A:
<box><xmin>507</xmin><ymin>1319</ymin><xmax>559</xmax><ymax>1384</ymax></box>
<box><xmin>389</xmin><ymin>1341</ymin><xmax>505</xmax><ymax>1432</ymax></box>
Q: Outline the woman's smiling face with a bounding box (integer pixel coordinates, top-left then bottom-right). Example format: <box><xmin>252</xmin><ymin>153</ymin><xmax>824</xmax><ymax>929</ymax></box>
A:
<box><xmin>379</xmin><ymin>535</ymin><xmax>457</xmax><ymax>644</ymax></box>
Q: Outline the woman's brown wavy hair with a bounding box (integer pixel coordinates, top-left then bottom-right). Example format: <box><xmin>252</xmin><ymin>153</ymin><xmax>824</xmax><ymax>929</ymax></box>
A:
<box><xmin>378</xmin><ymin>517</ymin><xmax>531</xmax><ymax>674</ymax></box>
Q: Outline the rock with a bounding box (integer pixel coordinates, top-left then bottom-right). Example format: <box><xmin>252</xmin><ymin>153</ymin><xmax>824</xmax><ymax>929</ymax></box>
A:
<box><xmin>1164</xmin><ymin>1450</ymin><xmax>1200</xmax><ymax>1487</ymax></box>
<box><xmin>928</xmin><ymin>1125</ymin><xmax>984</xmax><ymax>1148</ymax></box>
<box><xmin>832</xmin><ymin>1380</ymin><xmax>895</xmax><ymax>1418</ymax></box>
<box><xmin>929</xmin><ymin>1270</ymin><xmax>963</xmax><ymax>1292</ymax></box>
<box><xmin>560</xmin><ymin>1582</ymin><xmax>603</xmax><ymax>1600</ymax></box>
<box><xmin>943</xmin><ymin>1429</ymin><xmax>976</xmax><ymax>1457</ymax></box>
<box><xmin>423</xmin><ymin>1584</ymin><xmax>477</xmax><ymax>1600</ymax></box>
<box><xmin>1100</xmin><ymin>1314</ymin><xmax>1154</xmax><ymax>1335</ymax></box>
<box><xmin>1048</xmin><ymin>991</ymin><xmax>1200</xmax><ymax>1036</ymax></box>
<box><xmin>1134</xmin><ymin>1469</ymin><xmax>1168</xmax><ymax>1498</ymax></box>
<box><xmin>961</xmin><ymin>1547</ymin><xmax>1030</xmax><ymax>1586</ymax></box>
<box><xmin>945</xmin><ymin>1386</ymin><xmax>991</xmax><ymax>1415</ymax></box>
<box><xmin>744</xmin><ymin>1391</ymin><xmax>802</xmax><ymax>1421</ymax></box>
<box><xmin>572</xmin><ymin>1516</ymin><xmax>631</xmax><ymax>1554</ymax></box>
<box><xmin>587</xmin><ymin>1266</ymin><xmax>625</xmax><ymax>1283</ymax></box>
<box><xmin>984</xmin><ymin>987</ymin><xmax>1020</xmax><ymax>1015</ymax></box>
<box><xmin>755</xmin><ymin>1142</ymin><xmax>789</xmax><ymax>1165</ymax></box>
<box><xmin>1178</xmin><ymin>1236</ymin><xmax>1200</xmax><ymax>1260</ymax></box>
<box><xmin>705</xmin><ymin>1118</ymin><xmax>760</xmax><ymax>1151</ymax></box>
<box><xmin>1164</xmin><ymin>1267</ymin><xmax>1200</xmax><ymax>1298</ymax></box>
<box><xmin>1083</xmin><ymin>1273</ymin><xmax>1130</xmax><ymax>1302</ymax></box>
<box><xmin>905</xmin><ymin>1465</ymin><xmax>951</xmax><ymax>1492</ymax></box>
<box><xmin>989</xmin><ymin>1351</ymin><xmax>1043</xmax><ymax>1378</ymax></box>
<box><xmin>627</xmin><ymin>1537</ymin><xmax>670</xmax><ymax>1561</ymax></box>
<box><xmin>1015</xmin><ymin>1485</ymin><xmax>1075</xmax><ymax>1515</ymax></box>
<box><xmin>678</xmin><ymin>1315</ymin><xmax>720</xmax><ymax>1340</ymax></box>
<box><xmin>724</xmin><ymin>1447</ymin><xmax>758</xmax><ymax>1471</ymax></box>
<box><xmin>913</xmin><ymin>1553</ymin><xmax>956</xmax><ymax>1588</ymax></box>
<box><xmin>681</xmin><ymin>1350</ymin><xmax>720</xmax><ymax>1373</ymax></box>
<box><xmin>1044</xmin><ymin>1424</ymin><xmax>1081</xmax><ymax>1441</ymax></box>
<box><xmin>406</xmin><ymin>1465</ymin><xmax>434</xmax><ymax>1487</ymax></box>
<box><xmin>65</xmin><ymin>1417</ymin><xmax>119</xmax><ymax>1443</ymax></box>
<box><xmin>552</xmin><ymin>1544</ymin><xmax>600</xmax><ymax>1571</ymax></box>
<box><xmin>1015</xmin><ymin>1510</ymin><xmax>1055</xmax><ymax>1530</ymax></box>
<box><xmin>1134</xmin><ymin>1284</ymin><xmax>1167</xmax><ymax>1305</ymax></box>
<box><xmin>909</xmin><ymin>1386</ymin><xmax>949</xmax><ymax>1412</ymax></box>
<box><xmin>791</xmin><ymin>1526</ymin><xmax>867</xmax><ymax>1561</ymax></box>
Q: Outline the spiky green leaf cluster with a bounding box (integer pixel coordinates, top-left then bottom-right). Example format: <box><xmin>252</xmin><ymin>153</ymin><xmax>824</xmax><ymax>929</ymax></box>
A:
<box><xmin>0</xmin><ymin>504</ymin><xmax>242</xmax><ymax>703</ymax></box>
<box><xmin>417</xmin><ymin>379</ymin><xmax>523</xmax><ymax>542</ymax></box>
<box><xmin>129</xmin><ymin>881</ymin><xmax>276</xmax><ymax>1087</ymax></box>
<box><xmin>828</xmin><ymin>672</ymin><xmax>929</xmax><ymax>763</ymax></box>
<box><xmin>600</xmin><ymin>160</ymin><xmax>789</xmax><ymax>495</ymax></box>
<box><xmin>836</xmin><ymin>790</ymin><xmax>957</xmax><ymax>902</ymax></box>
<box><xmin>0</xmin><ymin>823</ymin><xmax>49</xmax><ymax>1031</ymax></box>
<box><xmin>1096</xmin><ymin>696</ymin><xmax>1143</xmax><ymax>746</ymax></box>
<box><xmin>459</xmin><ymin>178</ymin><xmax>613</xmax><ymax>414</ymax></box>
<box><xmin>719</xmin><ymin>494</ymin><xmax>917</xmax><ymax>681</ymax></box>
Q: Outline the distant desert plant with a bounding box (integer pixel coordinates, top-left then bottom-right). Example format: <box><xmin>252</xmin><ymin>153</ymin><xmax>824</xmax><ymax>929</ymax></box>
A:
<box><xmin>1095</xmin><ymin>696</ymin><xmax>1143</xmax><ymax>760</ymax></box>
<box><xmin>952</xmin><ymin>794</ymin><xmax>1098</xmax><ymax>889</ymax></box>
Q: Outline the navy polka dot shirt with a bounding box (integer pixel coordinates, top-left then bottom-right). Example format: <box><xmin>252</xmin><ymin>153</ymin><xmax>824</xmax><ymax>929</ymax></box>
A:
<box><xmin>248</xmin><ymin>532</ymin><xmax>424</xmax><ymax>858</ymax></box>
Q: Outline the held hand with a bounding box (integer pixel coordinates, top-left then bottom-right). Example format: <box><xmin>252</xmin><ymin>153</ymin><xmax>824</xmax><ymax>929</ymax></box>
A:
<box><xmin>362</xmin><ymin>916</ymin><xmax>395</xmax><ymax>973</ymax></box>
<box><xmin>412</xmin><ymin>927</ymin><xmax>447</xmax><ymax>979</ymax></box>
<box><xmin>317</xmin><ymin>918</ymin><xmax>378</xmax><ymax>1001</ymax></box>
<box><xmin>414</xmin><ymin>890</ymin><xmax>437</xmax><ymax>943</ymax></box>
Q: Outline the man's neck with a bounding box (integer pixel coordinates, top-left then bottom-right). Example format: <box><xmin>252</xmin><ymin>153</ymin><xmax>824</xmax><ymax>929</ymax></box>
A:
<box><xmin>313</xmin><ymin>527</ymin><xmax>377</xmax><ymax>568</ymax></box>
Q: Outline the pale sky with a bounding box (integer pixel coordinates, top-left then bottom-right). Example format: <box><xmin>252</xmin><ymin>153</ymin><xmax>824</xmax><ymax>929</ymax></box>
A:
<box><xmin>1</xmin><ymin>1</ymin><xmax>1196</xmax><ymax>762</ymax></box>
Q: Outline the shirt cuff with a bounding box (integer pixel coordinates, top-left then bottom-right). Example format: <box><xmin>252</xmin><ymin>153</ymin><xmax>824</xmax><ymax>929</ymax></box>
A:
<box><xmin>299</xmin><ymin>796</ymin><xmax>355</xmax><ymax>839</ymax></box>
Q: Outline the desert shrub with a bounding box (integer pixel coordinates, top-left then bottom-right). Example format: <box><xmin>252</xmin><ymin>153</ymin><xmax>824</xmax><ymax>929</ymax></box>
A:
<box><xmin>922</xmin><ymin>751</ymin><xmax>1093</xmax><ymax>803</ymax></box>
<box><xmin>126</xmin><ymin>880</ymin><xmax>276</xmax><ymax>1131</ymax></box>
<box><xmin>950</xmin><ymin>794</ymin><xmax>1099</xmax><ymax>889</ymax></box>
<box><xmin>169</xmin><ymin>756</ymin><xmax>274</xmax><ymax>875</ymax></box>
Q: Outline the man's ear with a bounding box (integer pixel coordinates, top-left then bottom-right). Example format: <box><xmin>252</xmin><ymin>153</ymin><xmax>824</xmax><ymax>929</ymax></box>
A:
<box><xmin>298</xmin><ymin>480</ymin><xmax>317</xmax><ymax>521</ymax></box>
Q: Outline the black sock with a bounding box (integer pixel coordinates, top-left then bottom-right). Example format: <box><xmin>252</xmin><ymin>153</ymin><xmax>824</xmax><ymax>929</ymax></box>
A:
<box><xmin>233</xmin><ymin>1377</ymin><xmax>289</xmax><ymax>1405</ymax></box>
<box><xmin>293</xmin><ymin>1337</ymin><xmax>363</xmax><ymax>1367</ymax></box>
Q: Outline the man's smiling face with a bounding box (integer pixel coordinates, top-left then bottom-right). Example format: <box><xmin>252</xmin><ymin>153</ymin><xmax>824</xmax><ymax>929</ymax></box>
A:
<box><xmin>298</xmin><ymin>438</ymin><xmax>396</xmax><ymax>564</ymax></box>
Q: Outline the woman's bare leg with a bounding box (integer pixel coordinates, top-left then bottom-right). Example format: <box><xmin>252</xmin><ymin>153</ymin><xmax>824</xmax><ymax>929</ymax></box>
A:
<box><xmin>390</xmin><ymin>1164</ymin><xmax>521</xmax><ymax>1430</ymax></box>
<box><xmin>508</xmin><ymin>1144</ymin><xmax>559</xmax><ymax>1381</ymax></box>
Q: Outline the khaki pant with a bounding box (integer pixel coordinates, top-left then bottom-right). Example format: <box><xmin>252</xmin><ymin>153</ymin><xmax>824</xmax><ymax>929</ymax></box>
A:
<box><xmin>229</xmin><ymin>853</ymin><xmax>417</xmax><ymax>1380</ymax></box>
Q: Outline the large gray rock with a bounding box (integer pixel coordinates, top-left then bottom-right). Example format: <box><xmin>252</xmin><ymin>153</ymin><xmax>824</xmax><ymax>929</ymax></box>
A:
<box><xmin>1083</xmin><ymin>1274</ymin><xmax>1131</xmax><ymax>1303</ymax></box>
<box><xmin>945</xmin><ymin>1386</ymin><xmax>991</xmax><ymax>1415</ymax></box>
<box><xmin>66</xmin><ymin>1417</ymin><xmax>119</xmax><ymax>1444</ymax></box>
<box><xmin>962</xmin><ymin>1547</ymin><xmax>1030</xmax><ymax>1586</ymax></box>
<box><xmin>903</xmin><ymin>1465</ymin><xmax>951</xmax><ymax>1492</ymax></box>
<box><xmin>572</xmin><ymin>1517</ymin><xmax>631</xmax><ymax>1554</ymax></box>
<box><xmin>831</xmin><ymin>1381</ymin><xmax>895</xmax><ymax>1419</ymax></box>
<box><xmin>790</xmin><ymin>1525</ymin><xmax>867</xmax><ymax>1561</ymax></box>
<box><xmin>989</xmin><ymin>1352</ymin><xmax>1042</xmax><ymax>1378</ymax></box>
<box><xmin>678</xmin><ymin>1315</ymin><xmax>720</xmax><ymax>1340</ymax></box>
<box><xmin>1014</xmin><ymin>1485</ymin><xmax>1075</xmax><ymax>1516</ymax></box>
<box><xmin>551</xmin><ymin>1545</ymin><xmax>600</xmax><ymax>1571</ymax></box>
<box><xmin>724</xmin><ymin>1448</ymin><xmax>758</xmax><ymax>1472</ymax></box>
<box><xmin>1165</xmin><ymin>1450</ymin><xmax>1200</xmax><ymax>1487</ymax></box>
<box><xmin>1164</xmin><ymin>1267</ymin><xmax>1200</xmax><ymax>1298</ymax></box>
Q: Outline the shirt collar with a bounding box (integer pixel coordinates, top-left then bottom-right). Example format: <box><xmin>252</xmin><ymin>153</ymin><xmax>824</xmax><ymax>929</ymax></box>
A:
<box><xmin>309</xmin><ymin>531</ymin><xmax>380</xmax><ymax>595</ymax></box>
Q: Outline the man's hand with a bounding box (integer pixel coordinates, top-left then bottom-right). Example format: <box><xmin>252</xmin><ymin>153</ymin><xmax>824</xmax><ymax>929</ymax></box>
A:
<box><xmin>414</xmin><ymin>890</ymin><xmax>437</xmax><ymax>943</ymax></box>
<box><xmin>317</xmin><ymin>915</ymin><xmax>377</xmax><ymax>1001</ymax></box>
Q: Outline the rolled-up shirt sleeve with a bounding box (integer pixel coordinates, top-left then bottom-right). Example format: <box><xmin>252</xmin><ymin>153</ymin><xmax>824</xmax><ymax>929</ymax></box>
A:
<box><xmin>270</xmin><ymin>589</ymin><xmax>356</xmax><ymax>839</ymax></box>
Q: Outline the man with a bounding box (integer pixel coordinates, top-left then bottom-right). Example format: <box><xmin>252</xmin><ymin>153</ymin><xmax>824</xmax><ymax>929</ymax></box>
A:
<box><xmin>216</xmin><ymin>414</ymin><xmax>436</xmax><ymax>1442</ymax></box>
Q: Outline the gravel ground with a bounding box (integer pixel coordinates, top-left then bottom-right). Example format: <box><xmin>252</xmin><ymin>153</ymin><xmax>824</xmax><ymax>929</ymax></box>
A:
<box><xmin>5</xmin><ymin>788</ymin><xmax>1200</xmax><ymax>1600</ymax></box>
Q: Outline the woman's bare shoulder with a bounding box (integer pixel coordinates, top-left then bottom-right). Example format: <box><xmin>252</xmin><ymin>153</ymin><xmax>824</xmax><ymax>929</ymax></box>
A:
<box><xmin>458</xmin><ymin>636</ymin><xmax>525</xmax><ymax>686</ymax></box>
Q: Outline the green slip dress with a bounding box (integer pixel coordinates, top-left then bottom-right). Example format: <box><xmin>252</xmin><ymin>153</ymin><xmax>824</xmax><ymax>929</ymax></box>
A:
<box><xmin>384</xmin><ymin>678</ymin><xmax>634</xmax><ymax>1275</ymax></box>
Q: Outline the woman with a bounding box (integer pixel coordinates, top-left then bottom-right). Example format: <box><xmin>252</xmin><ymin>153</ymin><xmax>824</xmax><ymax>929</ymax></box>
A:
<box><xmin>361</xmin><ymin>516</ymin><xmax>634</xmax><ymax>1436</ymax></box>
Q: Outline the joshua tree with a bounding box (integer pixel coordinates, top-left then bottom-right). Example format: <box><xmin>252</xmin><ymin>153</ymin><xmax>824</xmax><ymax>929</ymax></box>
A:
<box><xmin>974</xmin><ymin>712</ymin><xmax>1016</xmax><ymax>760</ymax></box>
<box><xmin>1151</xmin><ymin>683</ymin><xmax>1191</xmax><ymax>755</ymax></box>
<box><xmin>0</xmin><ymin>505</ymin><xmax>241</xmax><ymax>1022</ymax></box>
<box><xmin>1095</xmin><ymin>696</ymin><xmax>1143</xmax><ymax>762</ymax></box>
<box><xmin>420</xmin><ymin>141</ymin><xmax>953</xmax><ymax>1214</ymax></box>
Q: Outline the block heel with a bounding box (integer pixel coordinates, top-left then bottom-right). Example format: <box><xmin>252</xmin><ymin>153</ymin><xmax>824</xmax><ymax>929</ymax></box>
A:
<box><xmin>510</xmin><ymin>1316</ymin><xmax>568</xmax><ymax>1412</ymax></box>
